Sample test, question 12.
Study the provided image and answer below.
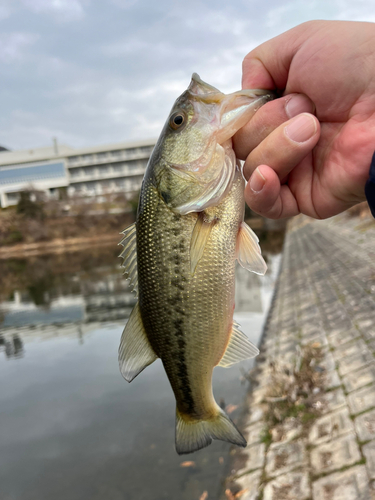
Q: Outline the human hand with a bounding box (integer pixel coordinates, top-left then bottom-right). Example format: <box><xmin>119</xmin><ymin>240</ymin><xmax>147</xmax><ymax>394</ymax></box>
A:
<box><xmin>234</xmin><ymin>20</ymin><xmax>375</xmax><ymax>219</ymax></box>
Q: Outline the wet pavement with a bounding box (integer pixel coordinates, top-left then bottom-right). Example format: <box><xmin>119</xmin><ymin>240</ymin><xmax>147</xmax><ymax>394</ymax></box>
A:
<box><xmin>226</xmin><ymin>212</ymin><xmax>375</xmax><ymax>500</ymax></box>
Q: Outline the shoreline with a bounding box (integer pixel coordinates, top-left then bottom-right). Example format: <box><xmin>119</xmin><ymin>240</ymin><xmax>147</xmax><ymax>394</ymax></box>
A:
<box><xmin>0</xmin><ymin>233</ymin><xmax>120</xmax><ymax>259</ymax></box>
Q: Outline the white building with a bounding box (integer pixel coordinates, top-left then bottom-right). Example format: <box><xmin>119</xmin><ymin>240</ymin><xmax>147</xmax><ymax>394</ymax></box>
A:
<box><xmin>0</xmin><ymin>139</ymin><xmax>156</xmax><ymax>208</ymax></box>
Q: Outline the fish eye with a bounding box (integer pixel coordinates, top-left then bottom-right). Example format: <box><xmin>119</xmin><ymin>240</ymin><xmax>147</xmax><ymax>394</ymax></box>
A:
<box><xmin>169</xmin><ymin>111</ymin><xmax>186</xmax><ymax>130</ymax></box>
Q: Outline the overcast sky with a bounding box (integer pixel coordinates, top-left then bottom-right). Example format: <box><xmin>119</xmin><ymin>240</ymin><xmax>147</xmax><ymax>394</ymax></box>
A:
<box><xmin>0</xmin><ymin>0</ymin><xmax>374</xmax><ymax>151</ymax></box>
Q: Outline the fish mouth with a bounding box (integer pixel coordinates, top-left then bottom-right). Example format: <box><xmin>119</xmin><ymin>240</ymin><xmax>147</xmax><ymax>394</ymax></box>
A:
<box><xmin>189</xmin><ymin>73</ymin><xmax>274</xmax><ymax>144</ymax></box>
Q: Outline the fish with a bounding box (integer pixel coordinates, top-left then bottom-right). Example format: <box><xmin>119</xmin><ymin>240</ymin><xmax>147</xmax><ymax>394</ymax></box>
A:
<box><xmin>118</xmin><ymin>73</ymin><xmax>272</xmax><ymax>454</ymax></box>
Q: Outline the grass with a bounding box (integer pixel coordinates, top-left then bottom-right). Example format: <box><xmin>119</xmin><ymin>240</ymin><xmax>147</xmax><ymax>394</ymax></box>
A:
<box><xmin>260</xmin><ymin>343</ymin><xmax>326</xmax><ymax>446</ymax></box>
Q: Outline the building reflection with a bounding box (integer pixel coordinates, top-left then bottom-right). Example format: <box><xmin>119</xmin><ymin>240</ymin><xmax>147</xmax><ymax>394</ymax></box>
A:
<box><xmin>0</xmin><ymin>334</ymin><xmax>24</xmax><ymax>359</ymax></box>
<box><xmin>235</xmin><ymin>266</ymin><xmax>263</xmax><ymax>313</ymax></box>
<box><xmin>0</xmin><ymin>255</ymin><xmax>274</xmax><ymax>359</ymax></box>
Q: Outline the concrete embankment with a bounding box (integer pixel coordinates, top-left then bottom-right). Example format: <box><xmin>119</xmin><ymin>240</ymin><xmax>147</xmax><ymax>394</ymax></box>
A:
<box><xmin>225</xmin><ymin>212</ymin><xmax>375</xmax><ymax>500</ymax></box>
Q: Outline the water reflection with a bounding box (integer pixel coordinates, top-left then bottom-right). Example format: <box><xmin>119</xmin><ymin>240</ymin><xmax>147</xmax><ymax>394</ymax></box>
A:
<box><xmin>0</xmin><ymin>333</ymin><xmax>24</xmax><ymax>359</ymax></box>
<box><xmin>0</xmin><ymin>242</ymin><xmax>281</xmax><ymax>500</ymax></box>
<box><xmin>0</xmin><ymin>246</ymin><xmax>136</xmax><ymax>328</ymax></box>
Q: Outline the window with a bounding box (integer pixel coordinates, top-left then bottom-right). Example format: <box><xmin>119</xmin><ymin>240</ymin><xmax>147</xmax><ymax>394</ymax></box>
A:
<box><xmin>6</xmin><ymin>192</ymin><xmax>20</xmax><ymax>202</ymax></box>
<box><xmin>68</xmin><ymin>156</ymin><xmax>80</xmax><ymax>165</ymax></box>
<box><xmin>113</xmin><ymin>164</ymin><xmax>123</xmax><ymax>173</ymax></box>
<box><xmin>70</xmin><ymin>168</ymin><xmax>81</xmax><ymax>178</ymax></box>
<box><xmin>140</xmin><ymin>146</ymin><xmax>153</xmax><ymax>154</ymax></box>
<box><xmin>96</xmin><ymin>152</ymin><xmax>107</xmax><ymax>161</ymax></box>
<box><xmin>99</xmin><ymin>166</ymin><xmax>108</xmax><ymax>175</ymax></box>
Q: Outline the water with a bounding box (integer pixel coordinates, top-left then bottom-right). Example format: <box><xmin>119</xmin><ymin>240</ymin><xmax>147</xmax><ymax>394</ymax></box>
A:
<box><xmin>0</xmin><ymin>245</ymin><xmax>280</xmax><ymax>500</ymax></box>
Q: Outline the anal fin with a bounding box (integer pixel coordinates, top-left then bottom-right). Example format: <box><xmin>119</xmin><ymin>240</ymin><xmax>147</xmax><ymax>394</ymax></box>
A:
<box><xmin>236</xmin><ymin>221</ymin><xmax>267</xmax><ymax>275</ymax></box>
<box><xmin>118</xmin><ymin>302</ymin><xmax>158</xmax><ymax>382</ymax></box>
<box><xmin>218</xmin><ymin>321</ymin><xmax>259</xmax><ymax>368</ymax></box>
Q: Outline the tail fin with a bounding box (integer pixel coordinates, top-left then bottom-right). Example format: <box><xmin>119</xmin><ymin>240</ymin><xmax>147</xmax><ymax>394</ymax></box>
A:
<box><xmin>175</xmin><ymin>406</ymin><xmax>246</xmax><ymax>455</ymax></box>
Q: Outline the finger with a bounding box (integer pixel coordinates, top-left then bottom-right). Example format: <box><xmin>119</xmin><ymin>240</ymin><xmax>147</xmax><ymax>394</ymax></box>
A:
<box><xmin>245</xmin><ymin>165</ymin><xmax>300</xmax><ymax>219</ymax></box>
<box><xmin>241</xmin><ymin>22</ymin><xmax>320</xmax><ymax>90</ymax></box>
<box><xmin>233</xmin><ymin>93</ymin><xmax>315</xmax><ymax>160</ymax></box>
<box><xmin>243</xmin><ymin>113</ymin><xmax>320</xmax><ymax>182</ymax></box>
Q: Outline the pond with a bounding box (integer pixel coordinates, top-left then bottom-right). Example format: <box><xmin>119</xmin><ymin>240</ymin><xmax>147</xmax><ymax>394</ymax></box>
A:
<box><xmin>0</xmin><ymin>240</ymin><xmax>281</xmax><ymax>500</ymax></box>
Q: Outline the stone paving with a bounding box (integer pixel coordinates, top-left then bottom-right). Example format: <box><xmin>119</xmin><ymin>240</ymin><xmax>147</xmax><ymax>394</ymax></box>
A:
<box><xmin>226</xmin><ymin>212</ymin><xmax>375</xmax><ymax>500</ymax></box>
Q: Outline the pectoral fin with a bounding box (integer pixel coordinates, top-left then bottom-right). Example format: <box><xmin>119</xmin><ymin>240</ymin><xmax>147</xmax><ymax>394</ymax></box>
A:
<box><xmin>236</xmin><ymin>221</ymin><xmax>267</xmax><ymax>275</ymax></box>
<box><xmin>190</xmin><ymin>212</ymin><xmax>215</xmax><ymax>275</ymax></box>
<box><xmin>218</xmin><ymin>321</ymin><xmax>259</xmax><ymax>367</ymax></box>
<box><xmin>119</xmin><ymin>222</ymin><xmax>138</xmax><ymax>295</ymax></box>
<box><xmin>118</xmin><ymin>302</ymin><xmax>158</xmax><ymax>382</ymax></box>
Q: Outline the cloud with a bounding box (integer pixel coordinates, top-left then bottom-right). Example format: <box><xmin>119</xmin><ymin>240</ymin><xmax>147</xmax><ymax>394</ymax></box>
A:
<box><xmin>21</xmin><ymin>0</ymin><xmax>89</xmax><ymax>22</ymax></box>
<box><xmin>0</xmin><ymin>32</ymin><xmax>39</xmax><ymax>63</ymax></box>
<box><xmin>0</xmin><ymin>3</ymin><xmax>12</xmax><ymax>21</ymax></box>
<box><xmin>1</xmin><ymin>0</ymin><xmax>375</xmax><ymax>150</ymax></box>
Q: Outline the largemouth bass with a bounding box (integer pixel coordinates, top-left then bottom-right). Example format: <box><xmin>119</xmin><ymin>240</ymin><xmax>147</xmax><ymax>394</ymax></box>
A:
<box><xmin>119</xmin><ymin>74</ymin><xmax>272</xmax><ymax>454</ymax></box>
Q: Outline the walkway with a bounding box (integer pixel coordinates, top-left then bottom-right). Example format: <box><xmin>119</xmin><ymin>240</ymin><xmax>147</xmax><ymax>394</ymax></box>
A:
<box><xmin>225</xmin><ymin>211</ymin><xmax>375</xmax><ymax>500</ymax></box>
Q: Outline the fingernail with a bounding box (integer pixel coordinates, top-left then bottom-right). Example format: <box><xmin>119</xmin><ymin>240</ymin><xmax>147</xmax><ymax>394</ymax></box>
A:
<box><xmin>285</xmin><ymin>113</ymin><xmax>317</xmax><ymax>143</ymax></box>
<box><xmin>285</xmin><ymin>94</ymin><xmax>315</xmax><ymax>118</ymax></box>
<box><xmin>250</xmin><ymin>167</ymin><xmax>266</xmax><ymax>193</ymax></box>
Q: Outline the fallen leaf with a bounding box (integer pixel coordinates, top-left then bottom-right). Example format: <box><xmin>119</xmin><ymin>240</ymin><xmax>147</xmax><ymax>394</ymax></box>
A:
<box><xmin>225</xmin><ymin>489</ymin><xmax>234</xmax><ymax>500</ymax></box>
<box><xmin>226</xmin><ymin>404</ymin><xmax>238</xmax><ymax>414</ymax></box>
<box><xmin>234</xmin><ymin>489</ymin><xmax>249</xmax><ymax>499</ymax></box>
<box><xmin>199</xmin><ymin>491</ymin><xmax>208</xmax><ymax>500</ymax></box>
<box><xmin>219</xmin><ymin>456</ymin><xmax>224</xmax><ymax>464</ymax></box>
<box><xmin>180</xmin><ymin>461</ymin><xmax>195</xmax><ymax>468</ymax></box>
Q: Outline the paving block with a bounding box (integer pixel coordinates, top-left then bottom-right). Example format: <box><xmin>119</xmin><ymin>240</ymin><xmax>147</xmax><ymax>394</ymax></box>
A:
<box><xmin>265</xmin><ymin>440</ymin><xmax>306</xmax><ymax>478</ymax></box>
<box><xmin>308</xmin><ymin>407</ymin><xmax>354</xmax><ymax>445</ymax></box>
<box><xmin>246</xmin><ymin>406</ymin><xmax>265</xmax><ymax>424</ymax></box>
<box><xmin>312</xmin><ymin>465</ymin><xmax>370</xmax><ymax>500</ymax></box>
<box><xmin>342</xmin><ymin>363</ymin><xmax>375</xmax><ymax>393</ymax></box>
<box><xmin>243</xmin><ymin>421</ymin><xmax>265</xmax><ymax>447</ymax></box>
<box><xmin>357</xmin><ymin>319</ymin><xmax>375</xmax><ymax>330</ymax></box>
<box><xmin>320</xmin><ymin>352</ymin><xmax>336</xmax><ymax>372</ymax></box>
<box><xmin>363</xmin><ymin>441</ymin><xmax>375</xmax><ymax>480</ymax></box>
<box><xmin>318</xmin><ymin>387</ymin><xmax>346</xmax><ymax>414</ymax></box>
<box><xmin>338</xmin><ymin>351</ymin><xmax>375</xmax><ymax>376</ymax></box>
<box><xmin>362</xmin><ymin>328</ymin><xmax>375</xmax><ymax>341</ymax></box>
<box><xmin>366</xmin><ymin>339</ymin><xmax>375</xmax><ymax>353</ymax></box>
<box><xmin>348</xmin><ymin>385</ymin><xmax>375</xmax><ymax>415</ymax></box>
<box><xmin>263</xmin><ymin>471</ymin><xmax>310</xmax><ymax>500</ymax></box>
<box><xmin>250</xmin><ymin>386</ymin><xmax>269</xmax><ymax>405</ymax></box>
<box><xmin>310</xmin><ymin>433</ymin><xmax>361</xmax><ymax>474</ymax></box>
<box><xmin>355</xmin><ymin>409</ymin><xmax>375</xmax><ymax>442</ymax></box>
<box><xmin>270</xmin><ymin>417</ymin><xmax>302</xmax><ymax>447</ymax></box>
<box><xmin>234</xmin><ymin>443</ymin><xmax>265</xmax><ymax>476</ymax></box>
<box><xmin>332</xmin><ymin>339</ymin><xmax>368</xmax><ymax>361</ymax></box>
<box><xmin>327</xmin><ymin>329</ymin><xmax>361</xmax><ymax>347</ymax></box>
<box><xmin>325</xmin><ymin>369</ymin><xmax>341</xmax><ymax>389</ymax></box>
<box><xmin>231</xmin><ymin>470</ymin><xmax>262</xmax><ymax>500</ymax></box>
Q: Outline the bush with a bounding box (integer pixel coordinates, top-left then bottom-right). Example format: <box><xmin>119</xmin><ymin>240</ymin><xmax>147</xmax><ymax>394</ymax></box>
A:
<box><xmin>16</xmin><ymin>192</ymin><xmax>45</xmax><ymax>220</ymax></box>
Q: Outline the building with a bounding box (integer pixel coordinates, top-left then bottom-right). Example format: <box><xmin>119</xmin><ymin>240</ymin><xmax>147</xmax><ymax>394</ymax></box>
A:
<box><xmin>0</xmin><ymin>139</ymin><xmax>156</xmax><ymax>208</ymax></box>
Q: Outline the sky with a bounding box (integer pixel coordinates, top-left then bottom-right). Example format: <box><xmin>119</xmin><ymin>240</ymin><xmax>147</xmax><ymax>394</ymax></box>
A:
<box><xmin>0</xmin><ymin>0</ymin><xmax>374</xmax><ymax>151</ymax></box>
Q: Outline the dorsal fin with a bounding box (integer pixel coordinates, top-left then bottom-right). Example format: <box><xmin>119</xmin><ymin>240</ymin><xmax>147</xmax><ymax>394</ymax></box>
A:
<box><xmin>236</xmin><ymin>222</ymin><xmax>267</xmax><ymax>275</ymax></box>
<box><xmin>119</xmin><ymin>222</ymin><xmax>138</xmax><ymax>295</ymax></box>
<box><xmin>118</xmin><ymin>302</ymin><xmax>158</xmax><ymax>382</ymax></box>
<box><xmin>218</xmin><ymin>321</ymin><xmax>259</xmax><ymax>367</ymax></box>
<box><xmin>190</xmin><ymin>212</ymin><xmax>215</xmax><ymax>275</ymax></box>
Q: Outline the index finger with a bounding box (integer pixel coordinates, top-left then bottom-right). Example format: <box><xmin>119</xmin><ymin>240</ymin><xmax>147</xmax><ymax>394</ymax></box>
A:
<box><xmin>241</xmin><ymin>21</ymin><xmax>321</xmax><ymax>90</ymax></box>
